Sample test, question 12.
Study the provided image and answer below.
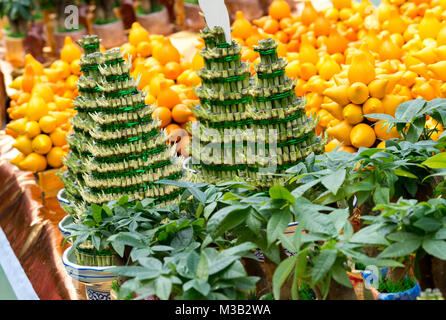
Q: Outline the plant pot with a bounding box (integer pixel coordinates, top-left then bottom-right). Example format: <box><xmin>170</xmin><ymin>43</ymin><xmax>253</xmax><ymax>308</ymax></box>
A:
<box><xmin>57</xmin><ymin>188</ymin><xmax>71</xmax><ymax>206</ymax></box>
<box><xmin>327</xmin><ymin>278</ymin><xmax>358</xmax><ymax>300</ymax></box>
<box><xmin>92</xmin><ymin>20</ymin><xmax>126</xmax><ymax>49</ymax></box>
<box><xmin>225</xmin><ymin>0</ymin><xmax>264</xmax><ymax>22</ymax></box>
<box><xmin>363</xmin><ymin>274</ymin><xmax>421</xmax><ymax>300</ymax></box>
<box><xmin>53</xmin><ymin>28</ymin><xmax>88</xmax><ymax>55</ymax></box>
<box><xmin>3</xmin><ymin>33</ymin><xmax>25</xmax><ymax>67</ymax></box>
<box><xmin>183</xmin><ymin>3</ymin><xmax>206</xmax><ymax>32</ymax></box>
<box><xmin>62</xmin><ymin>246</ymin><xmax>117</xmax><ymax>300</ymax></box>
<box><xmin>43</xmin><ymin>10</ymin><xmax>56</xmax><ymax>54</ymax></box>
<box><xmin>58</xmin><ymin>214</ymin><xmax>74</xmax><ymax>240</ymax></box>
<box><xmin>136</xmin><ymin>6</ymin><xmax>173</xmax><ymax>36</ymax></box>
<box><xmin>348</xmin><ymin>267</ymin><xmax>389</xmax><ymax>300</ymax></box>
<box><xmin>431</xmin><ymin>256</ymin><xmax>446</xmax><ymax>298</ymax></box>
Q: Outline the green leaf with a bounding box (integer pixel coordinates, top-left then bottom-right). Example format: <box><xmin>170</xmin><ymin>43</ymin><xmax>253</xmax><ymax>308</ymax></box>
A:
<box><xmin>110</xmin><ymin>266</ymin><xmax>160</xmax><ymax>280</ymax></box>
<box><xmin>393</xmin><ymin>168</ymin><xmax>418</xmax><ymax>179</ymax></box>
<box><xmin>328</xmin><ymin>209</ymin><xmax>349</xmax><ymax>234</ymax></box>
<box><xmin>155</xmin><ymin>276</ymin><xmax>172</xmax><ymax>300</ymax></box>
<box><xmin>373</xmin><ymin>187</ymin><xmax>390</xmax><ymax>205</ymax></box>
<box><xmin>378</xmin><ymin>239</ymin><xmax>421</xmax><ymax>258</ymax></box>
<box><xmin>246</xmin><ymin>212</ymin><xmax>262</xmax><ymax>233</ymax></box>
<box><xmin>207</xmin><ymin>205</ymin><xmax>250</xmax><ymax>238</ymax></box>
<box><xmin>183</xmin><ymin>279</ymin><xmax>211</xmax><ymax>297</ymax></box>
<box><xmin>170</xmin><ymin>227</ymin><xmax>193</xmax><ymax>250</ymax></box>
<box><xmin>220</xmin><ymin>260</ymin><xmax>247</xmax><ymax>280</ymax></box>
<box><xmin>272</xmin><ymin>256</ymin><xmax>297</xmax><ymax>300</ymax></box>
<box><xmin>279</xmin><ymin>234</ymin><xmax>296</xmax><ymax>254</ymax></box>
<box><xmin>422</xmin><ymin>239</ymin><xmax>446</xmax><ymax>260</ymax></box>
<box><xmin>118</xmin><ymin>195</ymin><xmax>129</xmax><ymax>206</ymax></box>
<box><xmin>196</xmin><ymin>253</ymin><xmax>209</xmax><ymax>281</ymax></box>
<box><xmin>300</xmin><ymin>211</ymin><xmax>337</xmax><ymax>235</ymax></box>
<box><xmin>233</xmin><ymin>276</ymin><xmax>260</xmax><ymax>290</ymax></box>
<box><xmin>422</xmin><ymin>153</ymin><xmax>446</xmax><ymax>169</ymax></box>
<box><xmin>291</xmin><ymin>179</ymin><xmax>321</xmax><ymax>198</ymax></box>
<box><xmin>350</xmin><ymin>225</ymin><xmax>389</xmax><ymax>246</ymax></box>
<box><xmin>111</xmin><ymin>241</ymin><xmax>125</xmax><ymax>257</ymax></box>
<box><xmin>395</xmin><ymin>99</ymin><xmax>426</xmax><ymax>122</ymax></box>
<box><xmin>203</xmin><ymin>202</ymin><xmax>217</xmax><ymax>219</ymax></box>
<box><xmin>434</xmin><ymin>228</ymin><xmax>446</xmax><ymax>240</ymax></box>
<box><xmin>102</xmin><ymin>204</ymin><xmax>113</xmax><ymax>216</ymax></box>
<box><xmin>267</xmin><ymin>208</ymin><xmax>291</xmax><ymax>246</ymax></box>
<box><xmin>321</xmin><ymin>169</ymin><xmax>346</xmax><ymax>195</ymax></box>
<box><xmin>208</xmin><ymin>255</ymin><xmax>238</xmax><ymax>275</ymax></box>
<box><xmin>262</xmin><ymin>242</ymin><xmax>281</xmax><ymax>264</ymax></box>
<box><xmin>269</xmin><ymin>185</ymin><xmax>295</xmax><ymax>204</ymax></box>
<box><xmin>331</xmin><ymin>262</ymin><xmax>352</xmax><ymax>288</ymax></box>
<box><xmin>310</xmin><ymin>249</ymin><xmax>337</xmax><ymax>284</ymax></box>
<box><xmin>221</xmin><ymin>242</ymin><xmax>257</xmax><ymax>257</ymax></box>
<box><xmin>296</xmin><ymin>249</ymin><xmax>308</xmax><ymax>278</ymax></box>
<box><xmin>414</xmin><ymin>217</ymin><xmax>442</xmax><ymax>232</ymax></box>
<box><xmin>91</xmin><ymin>204</ymin><xmax>102</xmax><ymax>223</ymax></box>
<box><xmin>387</xmin><ymin>232</ymin><xmax>421</xmax><ymax>242</ymax></box>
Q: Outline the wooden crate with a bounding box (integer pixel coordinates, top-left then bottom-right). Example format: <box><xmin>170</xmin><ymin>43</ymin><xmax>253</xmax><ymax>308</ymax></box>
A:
<box><xmin>36</xmin><ymin>168</ymin><xmax>65</xmax><ymax>200</ymax></box>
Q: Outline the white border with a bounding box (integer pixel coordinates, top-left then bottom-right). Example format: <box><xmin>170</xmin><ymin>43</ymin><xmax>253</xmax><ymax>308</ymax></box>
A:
<box><xmin>0</xmin><ymin>226</ymin><xmax>39</xmax><ymax>300</ymax></box>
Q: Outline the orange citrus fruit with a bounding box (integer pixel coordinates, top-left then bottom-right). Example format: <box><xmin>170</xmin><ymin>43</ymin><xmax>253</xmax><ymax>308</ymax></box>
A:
<box><xmin>152</xmin><ymin>107</ymin><xmax>172</xmax><ymax>128</ymax></box>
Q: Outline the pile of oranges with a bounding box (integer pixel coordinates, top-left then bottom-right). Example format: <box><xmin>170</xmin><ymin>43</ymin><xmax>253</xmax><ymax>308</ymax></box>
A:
<box><xmin>122</xmin><ymin>22</ymin><xmax>201</xmax><ymax>156</ymax></box>
<box><xmin>230</xmin><ymin>0</ymin><xmax>445</xmax><ymax>153</ymax></box>
<box><xmin>6</xmin><ymin>37</ymin><xmax>81</xmax><ymax>173</ymax></box>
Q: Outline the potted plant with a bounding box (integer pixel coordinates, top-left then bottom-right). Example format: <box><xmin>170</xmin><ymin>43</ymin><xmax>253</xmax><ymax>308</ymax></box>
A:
<box><xmin>225</xmin><ymin>0</ymin><xmax>263</xmax><ymax>22</ymax></box>
<box><xmin>0</xmin><ymin>0</ymin><xmax>35</xmax><ymax>67</ymax></box>
<box><xmin>53</xmin><ymin>0</ymin><xmax>88</xmax><ymax>54</ymax></box>
<box><xmin>350</xmin><ymin>197</ymin><xmax>446</xmax><ymax>299</ymax></box>
<box><xmin>92</xmin><ymin>0</ymin><xmax>126</xmax><ymax>48</ymax></box>
<box><xmin>36</xmin><ymin>0</ymin><xmax>56</xmax><ymax>52</ymax></box>
<box><xmin>181</xmin><ymin>0</ymin><xmax>205</xmax><ymax>32</ymax></box>
<box><xmin>135</xmin><ymin>0</ymin><xmax>173</xmax><ymax>35</ymax></box>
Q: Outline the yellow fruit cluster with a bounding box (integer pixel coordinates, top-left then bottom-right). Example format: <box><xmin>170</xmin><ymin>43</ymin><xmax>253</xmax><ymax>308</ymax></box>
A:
<box><xmin>123</xmin><ymin>22</ymin><xmax>201</xmax><ymax>156</ymax></box>
<box><xmin>231</xmin><ymin>0</ymin><xmax>445</xmax><ymax>152</ymax></box>
<box><xmin>6</xmin><ymin>37</ymin><xmax>80</xmax><ymax>173</ymax></box>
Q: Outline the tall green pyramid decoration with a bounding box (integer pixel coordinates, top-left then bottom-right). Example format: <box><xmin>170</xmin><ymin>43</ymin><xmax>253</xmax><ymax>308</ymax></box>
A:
<box><xmin>249</xmin><ymin>38</ymin><xmax>326</xmax><ymax>187</ymax></box>
<box><xmin>60</xmin><ymin>35</ymin><xmax>185</xmax><ymax>213</ymax></box>
<box><xmin>190</xmin><ymin>27</ymin><xmax>325</xmax><ymax>188</ymax></box>
<box><xmin>191</xmin><ymin>26</ymin><xmax>253</xmax><ymax>183</ymax></box>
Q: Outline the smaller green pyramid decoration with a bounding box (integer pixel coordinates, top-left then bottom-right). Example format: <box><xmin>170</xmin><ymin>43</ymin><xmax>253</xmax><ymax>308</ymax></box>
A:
<box><xmin>189</xmin><ymin>27</ymin><xmax>326</xmax><ymax>188</ymax></box>
<box><xmin>248</xmin><ymin>38</ymin><xmax>326</xmax><ymax>187</ymax></box>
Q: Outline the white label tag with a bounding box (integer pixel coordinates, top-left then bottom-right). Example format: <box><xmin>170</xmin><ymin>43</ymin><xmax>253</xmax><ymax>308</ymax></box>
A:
<box><xmin>198</xmin><ymin>0</ymin><xmax>232</xmax><ymax>43</ymax></box>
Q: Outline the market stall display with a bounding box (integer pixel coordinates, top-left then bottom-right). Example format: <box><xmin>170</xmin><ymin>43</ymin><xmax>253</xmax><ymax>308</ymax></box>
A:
<box><xmin>1</xmin><ymin>0</ymin><xmax>446</xmax><ymax>302</ymax></box>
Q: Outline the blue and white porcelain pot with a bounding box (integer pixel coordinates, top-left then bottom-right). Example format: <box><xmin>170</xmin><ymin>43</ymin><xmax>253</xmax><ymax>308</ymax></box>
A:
<box><xmin>57</xmin><ymin>188</ymin><xmax>71</xmax><ymax>206</ymax></box>
<box><xmin>362</xmin><ymin>270</ymin><xmax>421</xmax><ymax>300</ymax></box>
<box><xmin>58</xmin><ymin>215</ymin><xmax>74</xmax><ymax>240</ymax></box>
<box><xmin>62</xmin><ymin>246</ymin><xmax>117</xmax><ymax>300</ymax></box>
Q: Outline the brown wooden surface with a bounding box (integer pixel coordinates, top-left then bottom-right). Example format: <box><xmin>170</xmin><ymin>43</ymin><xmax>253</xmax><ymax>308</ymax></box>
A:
<box><xmin>0</xmin><ymin>131</ymin><xmax>82</xmax><ymax>300</ymax></box>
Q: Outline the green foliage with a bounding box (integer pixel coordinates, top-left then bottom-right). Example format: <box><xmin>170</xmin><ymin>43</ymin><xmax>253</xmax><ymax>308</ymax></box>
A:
<box><xmin>378</xmin><ymin>277</ymin><xmax>416</xmax><ymax>294</ymax></box>
<box><xmin>0</xmin><ymin>0</ymin><xmax>34</xmax><ymax>20</ymax></box>
<box><xmin>367</xmin><ymin>98</ymin><xmax>446</xmax><ymax>143</ymax></box>
<box><xmin>111</xmin><ymin>244</ymin><xmax>259</xmax><ymax>300</ymax></box>
<box><xmin>0</xmin><ymin>0</ymin><xmax>34</xmax><ymax>35</ymax></box>
<box><xmin>354</xmin><ymin>198</ymin><xmax>446</xmax><ymax>261</ymax></box>
<box><xmin>271</xmin><ymin>197</ymin><xmax>402</xmax><ymax>300</ymax></box>
<box><xmin>287</xmin><ymin>138</ymin><xmax>440</xmax><ymax>211</ymax></box>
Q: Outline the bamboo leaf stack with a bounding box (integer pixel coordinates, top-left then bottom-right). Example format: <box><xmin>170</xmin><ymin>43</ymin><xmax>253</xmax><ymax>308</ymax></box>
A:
<box><xmin>249</xmin><ymin>38</ymin><xmax>326</xmax><ymax>187</ymax></box>
<box><xmin>191</xmin><ymin>27</ymin><xmax>326</xmax><ymax>187</ymax></box>
<box><xmin>59</xmin><ymin>35</ymin><xmax>187</xmax><ymax>266</ymax></box>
